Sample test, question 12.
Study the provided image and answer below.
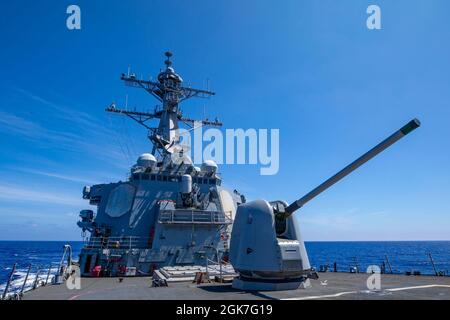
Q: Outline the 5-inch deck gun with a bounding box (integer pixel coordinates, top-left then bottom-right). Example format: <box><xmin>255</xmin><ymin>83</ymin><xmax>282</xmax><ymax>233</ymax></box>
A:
<box><xmin>230</xmin><ymin>119</ymin><xmax>421</xmax><ymax>291</ymax></box>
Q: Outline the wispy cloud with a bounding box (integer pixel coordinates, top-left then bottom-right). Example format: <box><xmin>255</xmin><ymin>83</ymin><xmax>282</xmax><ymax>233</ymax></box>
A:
<box><xmin>10</xmin><ymin>167</ymin><xmax>126</xmax><ymax>185</ymax></box>
<box><xmin>0</xmin><ymin>110</ymin><xmax>89</xmax><ymax>147</ymax></box>
<box><xmin>15</xmin><ymin>88</ymin><xmax>105</xmax><ymax>134</ymax></box>
<box><xmin>0</xmin><ymin>183</ymin><xmax>85</xmax><ymax>207</ymax></box>
<box><xmin>1</xmin><ymin>89</ymin><xmax>134</xmax><ymax>169</ymax></box>
<box><xmin>0</xmin><ymin>111</ymin><xmax>43</xmax><ymax>138</ymax></box>
<box><xmin>14</xmin><ymin>87</ymin><xmax>137</xmax><ymax>155</ymax></box>
<box><xmin>300</xmin><ymin>208</ymin><xmax>388</xmax><ymax>230</ymax></box>
<box><xmin>300</xmin><ymin>214</ymin><xmax>356</xmax><ymax>230</ymax></box>
<box><xmin>14</xmin><ymin>168</ymin><xmax>99</xmax><ymax>185</ymax></box>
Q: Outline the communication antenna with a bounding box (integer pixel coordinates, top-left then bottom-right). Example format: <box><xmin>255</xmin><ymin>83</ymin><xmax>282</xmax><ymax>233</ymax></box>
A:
<box><xmin>107</xmin><ymin>52</ymin><xmax>221</xmax><ymax>157</ymax></box>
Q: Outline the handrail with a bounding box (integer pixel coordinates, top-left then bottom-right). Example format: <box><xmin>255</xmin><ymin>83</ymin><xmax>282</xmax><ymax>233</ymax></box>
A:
<box><xmin>1</xmin><ymin>246</ymin><xmax>73</xmax><ymax>300</ymax></box>
<box><xmin>32</xmin><ymin>269</ymin><xmax>41</xmax><ymax>290</ymax></box>
<box><xmin>19</xmin><ymin>264</ymin><xmax>32</xmax><ymax>296</ymax></box>
<box><xmin>45</xmin><ymin>263</ymin><xmax>53</xmax><ymax>285</ymax></box>
<box><xmin>428</xmin><ymin>253</ymin><xmax>439</xmax><ymax>276</ymax></box>
<box><xmin>1</xmin><ymin>263</ymin><xmax>16</xmax><ymax>300</ymax></box>
<box><xmin>158</xmin><ymin>210</ymin><xmax>233</xmax><ymax>225</ymax></box>
<box><xmin>313</xmin><ymin>252</ymin><xmax>449</xmax><ymax>276</ymax></box>
<box><xmin>85</xmin><ymin>236</ymin><xmax>149</xmax><ymax>249</ymax></box>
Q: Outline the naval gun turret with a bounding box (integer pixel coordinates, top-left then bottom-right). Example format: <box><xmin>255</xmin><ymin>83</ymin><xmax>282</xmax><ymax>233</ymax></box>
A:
<box><xmin>230</xmin><ymin>119</ymin><xmax>421</xmax><ymax>291</ymax></box>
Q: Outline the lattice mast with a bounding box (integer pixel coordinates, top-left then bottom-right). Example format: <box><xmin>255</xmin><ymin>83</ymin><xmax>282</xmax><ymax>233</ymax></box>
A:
<box><xmin>106</xmin><ymin>51</ymin><xmax>222</xmax><ymax>157</ymax></box>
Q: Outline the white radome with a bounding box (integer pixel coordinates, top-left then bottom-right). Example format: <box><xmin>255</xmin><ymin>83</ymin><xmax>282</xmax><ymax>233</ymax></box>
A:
<box><xmin>137</xmin><ymin>153</ymin><xmax>157</xmax><ymax>168</ymax></box>
<box><xmin>201</xmin><ymin>160</ymin><xmax>218</xmax><ymax>174</ymax></box>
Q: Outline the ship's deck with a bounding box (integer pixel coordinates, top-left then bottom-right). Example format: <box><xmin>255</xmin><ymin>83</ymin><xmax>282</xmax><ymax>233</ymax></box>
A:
<box><xmin>23</xmin><ymin>273</ymin><xmax>450</xmax><ymax>300</ymax></box>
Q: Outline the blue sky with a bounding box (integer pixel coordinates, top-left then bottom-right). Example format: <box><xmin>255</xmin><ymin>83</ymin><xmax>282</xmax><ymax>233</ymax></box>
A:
<box><xmin>0</xmin><ymin>0</ymin><xmax>449</xmax><ymax>241</ymax></box>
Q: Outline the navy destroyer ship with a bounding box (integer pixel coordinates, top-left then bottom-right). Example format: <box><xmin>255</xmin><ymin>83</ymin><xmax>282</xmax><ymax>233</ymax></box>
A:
<box><xmin>2</xmin><ymin>52</ymin><xmax>449</xmax><ymax>300</ymax></box>
<box><xmin>77</xmin><ymin>52</ymin><xmax>244</xmax><ymax>277</ymax></box>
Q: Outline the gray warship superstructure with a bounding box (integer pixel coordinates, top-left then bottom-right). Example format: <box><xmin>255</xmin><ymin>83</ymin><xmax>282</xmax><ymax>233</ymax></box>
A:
<box><xmin>77</xmin><ymin>52</ymin><xmax>245</xmax><ymax>277</ymax></box>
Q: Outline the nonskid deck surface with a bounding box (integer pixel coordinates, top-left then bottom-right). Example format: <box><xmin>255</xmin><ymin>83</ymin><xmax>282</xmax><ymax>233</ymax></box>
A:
<box><xmin>23</xmin><ymin>273</ymin><xmax>450</xmax><ymax>300</ymax></box>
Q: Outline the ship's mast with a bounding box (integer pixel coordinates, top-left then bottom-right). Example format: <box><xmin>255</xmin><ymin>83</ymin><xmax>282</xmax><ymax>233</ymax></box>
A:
<box><xmin>106</xmin><ymin>52</ymin><xmax>222</xmax><ymax>157</ymax></box>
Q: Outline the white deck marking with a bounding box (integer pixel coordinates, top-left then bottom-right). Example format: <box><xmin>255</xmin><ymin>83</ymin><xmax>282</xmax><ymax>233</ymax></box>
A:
<box><xmin>283</xmin><ymin>291</ymin><xmax>358</xmax><ymax>300</ymax></box>
<box><xmin>385</xmin><ymin>284</ymin><xmax>450</xmax><ymax>292</ymax></box>
<box><xmin>283</xmin><ymin>284</ymin><xmax>450</xmax><ymax>300</ymax></box>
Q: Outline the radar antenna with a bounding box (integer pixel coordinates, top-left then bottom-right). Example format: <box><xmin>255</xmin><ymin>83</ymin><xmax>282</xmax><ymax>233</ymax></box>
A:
<box><xmin>106</xmin><ymin>52</ymin><xmax>222</xmax><ymax>157</ymax></box>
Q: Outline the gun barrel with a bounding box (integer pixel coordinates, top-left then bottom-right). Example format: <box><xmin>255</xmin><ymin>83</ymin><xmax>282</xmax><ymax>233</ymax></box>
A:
<box><xmin>284</xmin><ymin>119</ymin><xmax>421</xmax><ymax>216</ymax></box>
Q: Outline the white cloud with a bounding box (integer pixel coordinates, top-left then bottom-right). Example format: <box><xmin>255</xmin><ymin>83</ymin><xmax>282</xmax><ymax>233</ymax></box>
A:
<box><xmin>11</xmin><ymin>167</ymin><xmax>126</xmax><ymax>185</ymax></box>
<box><xmin>299</xmin><ymin>208</ymin><xmax>388</xmax><ymax>231</ymax></box>
<box><xmin>13</xmin><ymin>168</ymin><xmax>100</xmax><ymax>185</ymax></box>
<box><xmin>0</xmin><ymin>111</ymin><xmax>47</xmax><ymax>139</ymax></box>
<box><xmin>0</xmin><ymin>183</ymin><xmax>85</xmax><ymax>207</ymax></box>
<box><xmin>15</xmin><ymin>88</ymin><xmax>102</xmax><ymax>131</ymax></box>
<box><xmin>0</xmin><ymin>110</ymin><xmax>87</xmax><ymax>147</ymax></box>
<box><xmin>0</xmin><ymin>108</ymin><xmax>131</xmax><ymax>169</ymax></box>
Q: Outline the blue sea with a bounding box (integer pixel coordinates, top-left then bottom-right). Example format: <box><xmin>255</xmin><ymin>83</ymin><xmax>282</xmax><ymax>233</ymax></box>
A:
<box><xmin>1</xmin><ymin>241</ymin><xmax>449</xmax><ymax>295</ymax></box>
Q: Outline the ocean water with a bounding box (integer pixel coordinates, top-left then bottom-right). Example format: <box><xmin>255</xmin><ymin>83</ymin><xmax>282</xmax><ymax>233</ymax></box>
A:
<box><xmin>0</xmin><ymin>241</ymin><xmax>84</xmax><ymax>297</ymax></box>
<box><xmin>305</xmin><ymin>241</ymin><xmax>450</xmax><ymax>275</ymax></box>
<box><xmin>1</xmin><ymin>241</ymin><xmax>449</xmax><ymax>296</ymax></box>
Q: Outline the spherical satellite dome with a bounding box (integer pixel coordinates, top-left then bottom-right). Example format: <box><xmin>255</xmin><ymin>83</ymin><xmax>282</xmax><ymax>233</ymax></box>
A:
<box><xmin>138</xmin><ymin>153</ymin><xmax>156</xmax><ymax>161</ymax></box>
<box><xmin>137</xmin><ymin>153</ymin><xmax>157</xmax><ymax>168</ymax></box>
<box><xmin>201</xmin><ymin>160</ymin><xmax>218</xmax><ymax>174</ymax></box>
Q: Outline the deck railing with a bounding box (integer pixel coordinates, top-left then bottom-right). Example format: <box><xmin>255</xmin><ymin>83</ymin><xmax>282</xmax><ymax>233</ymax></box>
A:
<box><xmin>158</xmin><ymin>210</ymin><xmax>233</xmax><ymax>225</ymax></box>
<box><xmin>1</xmin><ymin>245</ymin><xmax>73</xmax><ymax>300</ymax></box>
<box><xmin>1</xmin><ymin>262</ymin><xmax>66</xmax><ymax>300</ymax></box>
<box><xmin>84</xmin><ymin>236</ymin><xmax>149</xmax><ymax>249</ymax></box>
<box><xmin>312</xmin><ymin>252</ymin><xmax>449</xmax><ymax>276</ymax></box>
